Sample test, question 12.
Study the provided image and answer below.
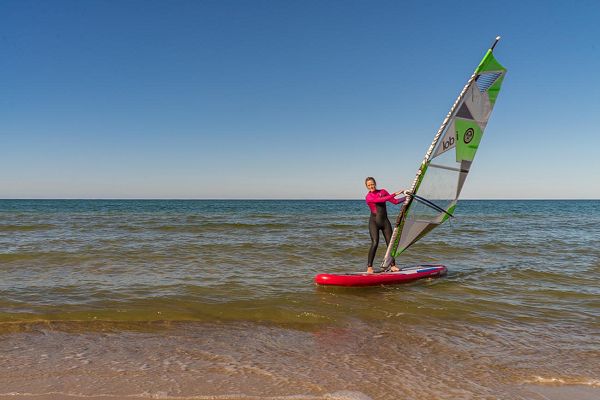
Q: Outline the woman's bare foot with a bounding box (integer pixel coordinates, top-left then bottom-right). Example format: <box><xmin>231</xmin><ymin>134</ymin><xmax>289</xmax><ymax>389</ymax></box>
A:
<box><xmin>367</xmin><ymin>266</ymin><xmax>374</xmax><ymax>274</ymax></box>
<box><xmin>390</xmin><ymin>265</ymin><xmax>400</xmax><ymax>272</ymax></box>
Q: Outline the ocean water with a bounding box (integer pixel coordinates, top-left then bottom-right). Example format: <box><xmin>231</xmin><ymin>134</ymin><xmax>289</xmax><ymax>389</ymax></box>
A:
<box><xmin>0</xmin><ymin>199</ymin><xmax>598</xmax><ymax>400</ymax></box>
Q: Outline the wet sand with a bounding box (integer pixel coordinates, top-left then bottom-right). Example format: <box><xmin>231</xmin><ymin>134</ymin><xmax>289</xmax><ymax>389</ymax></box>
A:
<box><xmin>1</xmin><ymin>321</ymin><xmax>598</xmax><ymax>400</ymax></box>
<box><xmin>2</xmin><ymin>389</ymin><xmax>599</xmax><ymax>400</ymax></box>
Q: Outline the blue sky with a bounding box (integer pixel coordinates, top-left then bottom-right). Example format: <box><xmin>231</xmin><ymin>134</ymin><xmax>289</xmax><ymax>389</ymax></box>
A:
<box><xmin>1</xmin><ymin>0</ymin><xmax>599</xmax><ymax>199</ymax></box>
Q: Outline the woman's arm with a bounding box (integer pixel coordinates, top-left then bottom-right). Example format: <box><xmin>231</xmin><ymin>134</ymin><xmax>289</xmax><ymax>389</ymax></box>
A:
<box><xmin>368</xmin><ymin>189</ymin><xmax>403</xmax><ymax>204</ymax></box>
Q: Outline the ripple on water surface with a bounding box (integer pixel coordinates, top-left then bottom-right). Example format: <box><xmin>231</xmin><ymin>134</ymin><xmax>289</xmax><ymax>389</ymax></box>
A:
<box><xmin>0</xmin><ymin>200</ymin><xmax>598</xmax><ymax>398</ymax></box>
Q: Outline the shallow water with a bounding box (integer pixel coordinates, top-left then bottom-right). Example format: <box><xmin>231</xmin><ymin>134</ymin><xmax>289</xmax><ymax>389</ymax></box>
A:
<box><xmin>0</xmin><ymin>200</ymin><xmax>598</xmax><ymax>399</ymax></box>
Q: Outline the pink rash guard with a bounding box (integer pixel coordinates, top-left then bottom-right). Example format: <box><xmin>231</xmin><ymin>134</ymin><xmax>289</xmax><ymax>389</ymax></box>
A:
<box><xmin>365</xmin><ymin>189</ymin><xmax>404</xmax><ymax>214</ymax></box>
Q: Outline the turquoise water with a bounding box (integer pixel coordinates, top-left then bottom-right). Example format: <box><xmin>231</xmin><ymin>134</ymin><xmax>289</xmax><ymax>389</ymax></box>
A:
<box><xmin>0</xmin><ymin>200</ymin><xmax>598</xmax><ymax>399</ymax></box>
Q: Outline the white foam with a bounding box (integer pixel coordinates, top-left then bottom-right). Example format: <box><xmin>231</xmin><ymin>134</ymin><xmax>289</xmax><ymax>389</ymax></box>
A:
<box><xmin>527</xmin><ymin>376</ymin><xmax>600</xmax><ymax>387</ymax></box>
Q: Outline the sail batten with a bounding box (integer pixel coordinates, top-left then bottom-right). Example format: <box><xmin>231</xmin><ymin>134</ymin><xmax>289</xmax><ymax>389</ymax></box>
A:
<box><xmin>380</xmin><ymin>38</ymin><xmax>507</xmax><ymax>269</ymax></box>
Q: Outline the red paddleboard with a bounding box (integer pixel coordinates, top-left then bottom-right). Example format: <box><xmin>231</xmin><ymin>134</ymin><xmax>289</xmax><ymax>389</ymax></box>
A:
<box><xmin>314</xmin><ymin>265</ymin><xmax>447</xmax><ymax>287</ymax></box>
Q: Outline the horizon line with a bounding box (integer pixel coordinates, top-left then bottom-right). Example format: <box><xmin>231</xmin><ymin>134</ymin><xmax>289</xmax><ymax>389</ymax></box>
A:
<box><xmin>1</xmin><ymin>198</ymin><xmax>599</xmax><ymax>201</ymax></box>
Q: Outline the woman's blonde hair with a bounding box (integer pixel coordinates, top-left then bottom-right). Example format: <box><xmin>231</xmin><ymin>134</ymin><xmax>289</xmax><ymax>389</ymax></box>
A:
<box><xmin>365</xmin><ymin>177</ymin><xmax>376</xmax><ymax>186</ymax></box>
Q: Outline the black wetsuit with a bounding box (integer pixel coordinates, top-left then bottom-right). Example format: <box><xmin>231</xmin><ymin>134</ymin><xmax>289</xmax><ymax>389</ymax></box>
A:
<box><xmin>367</xmin><ymin>201</ymin><xmax>396</xmax><ymax>268</ymax></box>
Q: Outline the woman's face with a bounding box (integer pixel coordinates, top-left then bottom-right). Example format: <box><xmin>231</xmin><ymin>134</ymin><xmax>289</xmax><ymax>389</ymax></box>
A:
<box><xmin>366</xmin><ymin>180</ymin><xmax>376</xmax><ymax>192</ymax></box>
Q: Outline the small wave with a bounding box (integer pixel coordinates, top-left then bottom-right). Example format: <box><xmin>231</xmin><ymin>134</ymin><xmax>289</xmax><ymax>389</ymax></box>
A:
<box><xmin>242</xmin><ymin>213</ymin><xmax>280</xmax><ymax>219</ymax></box>
<box><xmin>0</xmin><ymin>391</ymin><xmax>373</xmax><ymax>400</ymax></box>
<box><xmin>478</xmin><ymin>242</ymin><xmax>510</xmax><ymax>251</ymax></box>
<box><xmin>320</xmin><ymin>223</ymin><xmax>360</xmax><ymax>229</ymax></box>
<box><xmin>526</xmin><ymin>376</ymin><xmax>600</xmax><ymax>387</ymax></box>
<box><xmin>0</xmin><ymin>224</ymin><xmax>55</xmax><ymax>232</ymax></box>
<box><xmin>150</xmin><ymin>222</ymin><xmax>289</xmax><ymax>233</ymax></box>
<box><xmin>0</xmin><ymin>251</ymin><xmax>77</xmax><ymax>263</ymax></box>
<box><xmin>151</xmin><ymin>225</ymin><xmax>210</xmax><ymax>233</ymax></box>
<box><xmin>0</xmin><ymin>320</ymin><xmax>187</xmax><ymax>334</ymax></box>
<box><xmin>406</xmin><ymin>242</ymin><xmax>471</xmax><ymax>256</ymax></box>
<box><xmin>456</xmin><ymin>228</ymin><xmax>487</xmax><ymax>234</ymax></box>
<box><xmin>186</xmin><ymin>242</ymin><xmax>307</xmax><ymax>253</ymax></box>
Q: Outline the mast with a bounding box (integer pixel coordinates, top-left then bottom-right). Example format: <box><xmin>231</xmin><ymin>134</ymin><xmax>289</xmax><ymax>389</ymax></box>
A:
<box><xmin>380</xmin><ymin>37</ymin><xmax>502</xmax><ymax>270</ymax></box>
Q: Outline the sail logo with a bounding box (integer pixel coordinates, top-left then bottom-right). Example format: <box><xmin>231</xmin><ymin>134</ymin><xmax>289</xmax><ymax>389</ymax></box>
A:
<box><xmin>442</xmin><ymin>135</ymin><xmax>455</xmax><ymax>150</ymax></box>
<box><xmin>464</xmin><ymin>128</ymin><xmax>475</xmax><ymax>144</ymax></box>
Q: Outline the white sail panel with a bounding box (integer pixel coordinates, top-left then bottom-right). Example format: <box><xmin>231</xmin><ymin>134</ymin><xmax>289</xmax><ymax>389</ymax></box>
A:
<box><xmin>431</xmin><ymin>120</ymin><xmax>457</xmax><ymax>159</ymax></box>
<box><xmin>462</xmin><ymin>83</ymin><xmax>492</xmax><ymax>127</ymax></box>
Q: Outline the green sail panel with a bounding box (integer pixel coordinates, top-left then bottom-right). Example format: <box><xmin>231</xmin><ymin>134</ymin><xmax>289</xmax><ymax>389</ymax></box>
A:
<box><xmin>487</xmin><ymin>75</ymin><xmax>505</xmax><ymax>106</ymax></box>
<box><xmin>391</xmin><ymin>39</ymin><xmax>507</xmax><ymax>258</ymax></box>
<box><xmin>476</xmin><ymin>51</ymin><xmax>505</xmax><ymax>74</ymax></box>
<box><xmin>455</xmin><ymin>118</ymin><xmax>483</xmax><ymax>162</ymax></box>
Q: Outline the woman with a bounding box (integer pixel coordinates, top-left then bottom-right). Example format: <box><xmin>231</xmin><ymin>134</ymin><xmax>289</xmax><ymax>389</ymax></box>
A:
<box><xmin>365</xmin><ymin>177</ymin><xmax>405</xmax><ymax>274</ymax></box>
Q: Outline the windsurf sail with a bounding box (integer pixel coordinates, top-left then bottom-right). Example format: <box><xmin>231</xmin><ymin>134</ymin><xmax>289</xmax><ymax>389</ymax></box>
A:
<box><xmin>381</xmin><ymin>36</ymin><xmax>507</xmax><ymax>269</ymax></box>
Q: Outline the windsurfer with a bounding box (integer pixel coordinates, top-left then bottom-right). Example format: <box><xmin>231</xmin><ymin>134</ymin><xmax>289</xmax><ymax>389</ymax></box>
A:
<box><xmin>365</xmin><ymin>177</ymin><xmax>406</xmax><ymax>274</ymax></box>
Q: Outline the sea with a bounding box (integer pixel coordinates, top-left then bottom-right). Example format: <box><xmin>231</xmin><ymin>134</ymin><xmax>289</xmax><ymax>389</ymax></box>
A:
<box><xmin>0</xmin><ymin>199</ymin><xmax>598</xmax><ymax>400</ymax></box>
